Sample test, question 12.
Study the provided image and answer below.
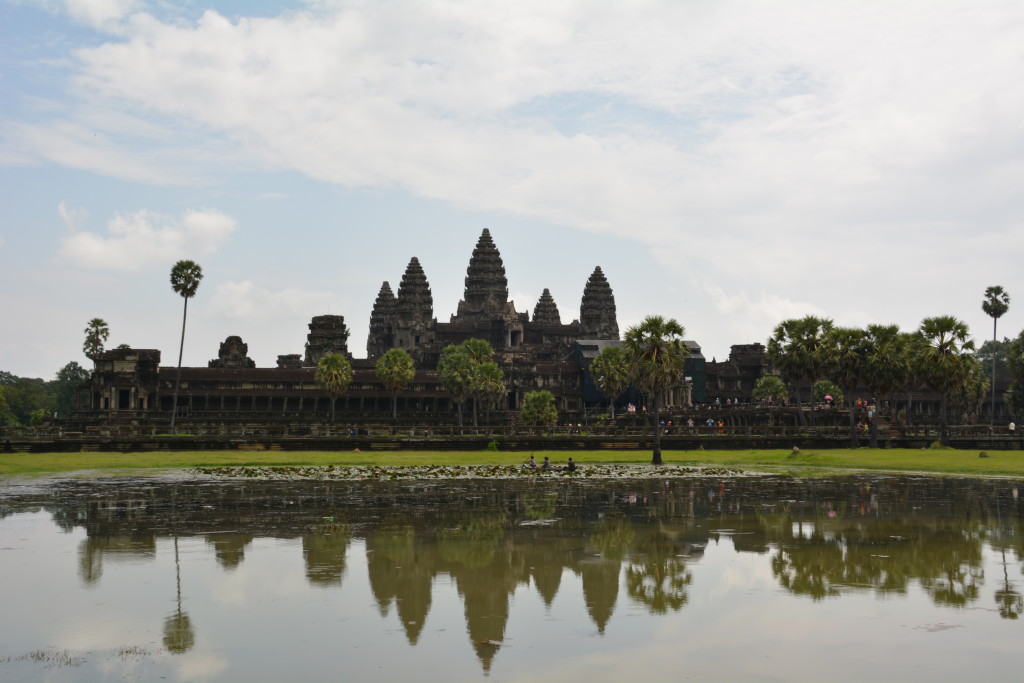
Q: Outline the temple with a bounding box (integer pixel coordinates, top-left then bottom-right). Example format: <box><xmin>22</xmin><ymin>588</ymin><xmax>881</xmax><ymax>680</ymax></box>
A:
<box><xmin>76</xmin><ymin>229</ymin><xmax>709</xmax><ymax>425</ymax></box>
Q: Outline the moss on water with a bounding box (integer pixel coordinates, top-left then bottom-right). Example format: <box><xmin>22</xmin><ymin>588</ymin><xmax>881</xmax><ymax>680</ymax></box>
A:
<box><xmin>3</xmin><ymin>447</ymin><xmax>1024</xmax><ymax>478</ymax></box>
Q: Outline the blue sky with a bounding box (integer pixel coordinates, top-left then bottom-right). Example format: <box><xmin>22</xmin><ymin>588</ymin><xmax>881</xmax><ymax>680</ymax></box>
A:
<box><xmin>2</xmin><ymin>0</ymin><xmax>1023</xmax><ymax>379</ymax></box>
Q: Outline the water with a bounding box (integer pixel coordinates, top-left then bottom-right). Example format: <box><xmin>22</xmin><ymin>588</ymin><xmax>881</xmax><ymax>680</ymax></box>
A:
<box><xmin>1</xmin><ymin>473</ymin><xmax>1022</xmax><ymax>681</ymax></box>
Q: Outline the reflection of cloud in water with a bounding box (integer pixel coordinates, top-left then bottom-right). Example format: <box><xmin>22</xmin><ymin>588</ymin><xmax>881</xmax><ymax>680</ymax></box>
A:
<box><xmin>174</xmin><ymin>652</ymin><xmax>231</xmax><ymax>681</ymax></box>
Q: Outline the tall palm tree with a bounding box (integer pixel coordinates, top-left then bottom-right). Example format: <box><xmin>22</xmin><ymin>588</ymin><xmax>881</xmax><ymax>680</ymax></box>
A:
<box><xmin>914</xmin><ymin>315</ymin><xmax>975</xmax><ymax>444</ymax></box>
<box><xmin>862</xmin><ymin>324</ymin><xmax>911</xmax><ymax>447</ymax></box>
<box><xmin>472</xmin><ymin>360</ymin><xmax>506</xmax><ymax>423</ymax></box>
<box><xmin>375</xmin><ymin>348</ymin><xmax>415</xmax><ymax>420</ymax></box>
<box><xmin>590</xmin><ymin>345</ymin><xmax>631</xmax><ymax>419</ymax></box>
<box><xmin>623</xmin><ymin>315</ymin><xmax>688</xmax><ymax>465</ymax></box>
<box><xmin>820</xmin><ymin>327</ymin><xmax>868</xmax><ymax>447</ymax></box>
<box><xmin>82</xmin><ymin>318</ymin><xmax>110</xmax><ymax>365</ymax></box>
<box><xmin>982</xmin><ymin>286</ymin><xmax>1011</xmax><ymax>427</ymax></box>
<box><xmin>169</xmin><ymin>260</ymin><xmax>203</xmax><ymax>431</ymax></box>
<box><xmin>767</xmin><ymin>316</ymin><xmax>833</xmax><ymax>426</ymax></box>
<box><xmin>315</xmin><ymin>352</ymin><xmax>353</xmax><ymax>424</ymax></box>
<box><xmin>461</xmin><ymin>338</ymin><xmax>496</xmax><ymax>426</ymax></box>
<box><xmin>437</xmin><ymin>344</ymin><xmax>474</xmax><ymax>427</ymax></box>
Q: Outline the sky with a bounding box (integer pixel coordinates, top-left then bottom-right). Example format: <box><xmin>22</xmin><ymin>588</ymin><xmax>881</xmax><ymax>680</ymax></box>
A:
<box><xmin>2</xmin><ymin>0</ymin><xmax>1023</xmax><ymax>379</ymax></box>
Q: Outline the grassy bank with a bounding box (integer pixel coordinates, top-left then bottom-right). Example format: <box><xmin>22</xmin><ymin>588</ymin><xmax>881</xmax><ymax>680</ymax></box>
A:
<box><xmin>3</xmin><ymin>447</ymin><xmax>1024</xmax><ymax>478</ymax></box>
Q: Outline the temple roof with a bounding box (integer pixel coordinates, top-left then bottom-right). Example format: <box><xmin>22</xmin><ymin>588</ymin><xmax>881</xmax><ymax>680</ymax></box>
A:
<box><xmin>532</xmin><ymin>288</ymin><xmax>561</xmax><ymax>326</ymax></box>
<box><xmin>396</xmin><ymin>257</ymin><xmax>433</xmax><ymax>323</ymax></box>
<box><xmin>579</xmin><ymin>266</ymin><xmax>619</xmax><ymax>339</ymax></box>
<box><xmin>456</xmin><ymin>228</ymin><xmax>509</xmax><ymax>318</ymax></box>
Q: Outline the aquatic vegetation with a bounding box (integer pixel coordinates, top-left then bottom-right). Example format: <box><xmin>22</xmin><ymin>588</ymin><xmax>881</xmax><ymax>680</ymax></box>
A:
<box><xmin>190</xmin><ymin>463</ymin><xmax>747</xmax><ymax>480</ymax></box>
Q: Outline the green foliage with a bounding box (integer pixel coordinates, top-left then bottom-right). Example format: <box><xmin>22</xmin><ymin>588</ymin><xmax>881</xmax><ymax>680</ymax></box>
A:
<box><xmin>169</xmin><ymin>260</ymin><xmax>203</xmax><ymax>430</ymax></box>
<box><xmin>982</xmin><ymin>285</ymin><xmax>1010</xmax><ymax>322</ymax></box>
<box><xmin>438</xmin><ymin>339</ymin><xmax>505</xmax><ymax>426</ymax></box>
<box><xmin>977</xmin><ymin>338</ymin><xmax>1011</xmax><ymax>380</ymax></box>
<box><xmin>623</xmin><ymin>315</ymin><xmax>688</xmax><ymax>464</ymax></box>
<box><xmin>0</xmin><ymin>386</ymin><xmax>13</xmax><ymax>426</ymax></box>
<box><xmin>590</xmin><ymin>345</ymin><xmax>631</xmax><ymax>409</ymax></box>
<box><xmin>752</xmin><ymin>375</ymin><xmax>788</xmax><ymax>402</ymax></box>
<box><xmin>812</xmin><ymin>380</ymin><xmax>843</xmax><ymax>405</ymax></box>
<box><xmin>375</xmin><ymin>348</ymin><xmax>415</xmax><ymax>419</ymax></box>
<box><xmin>520</xmin><ymin>390</ymin><xmax>558</xmax><ymax>426</ymax></box>
<box><xmin>485</xmin><ymin>440</ymin><xmax>499</xmax><ymax>452</ymax></box>
<box><xmin>315</xmin><ymin>353</ymin><xmax>353</xmax><ymax>423</ymax></box>
<box><xmin>53</xmin><ymin>361</ymin><xmax>90</xmax><ymax>416</ymax></box>
<box><xmin>82</xmin><ymin>318</ymin><xmax>109</xmax><ymax>361</ymax></box>
<box><xmin>1</xmin><ymin>376</ymin><xmax>52</xmax><ymax>426</ymax></box>
<box><xmin>437</xmin><ymin>345</ymin><xmax>474</xmax><ymax>424</ymax></box>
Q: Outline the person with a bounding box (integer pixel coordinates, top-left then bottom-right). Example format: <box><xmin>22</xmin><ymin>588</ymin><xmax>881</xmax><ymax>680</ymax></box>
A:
<box><xmin>525</xmin><ymin>454</ymin><xmax>537</xmax><ymax>469</ymax></box>
<box><xmin>563</xmin><ymin>457</ymin><xmax>577</xmax><ymax>472</ymax></box>
<box><xmin>1010</xmin><ymin>422</ymin><xmax>1016</xmax><ymax>433</ymax></box>
<box><xmin>542</xmin><ymin>456</ymin><xmax>551</xmax><ymax>470</ymax></box>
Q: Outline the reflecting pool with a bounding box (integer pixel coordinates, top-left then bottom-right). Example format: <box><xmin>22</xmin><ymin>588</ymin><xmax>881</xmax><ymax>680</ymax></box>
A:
<box><xmin>1</xmin><ymin>473</ymin><xmax>1023</xmax><ymax>681</ymax></box>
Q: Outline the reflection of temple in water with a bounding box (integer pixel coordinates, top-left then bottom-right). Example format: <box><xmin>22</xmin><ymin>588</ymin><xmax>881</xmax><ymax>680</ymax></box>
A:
<box><xmin>5</xmin><ymin>475</ymin><xmax>1024</xmax><ymax>671</ymax></box>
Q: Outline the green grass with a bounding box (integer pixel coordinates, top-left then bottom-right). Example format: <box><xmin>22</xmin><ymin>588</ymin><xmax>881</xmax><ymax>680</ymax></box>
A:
<box><xmin>3</xmin><ymin>447</ymin><xmax>1024</xmax><ymax>477</ymax></box>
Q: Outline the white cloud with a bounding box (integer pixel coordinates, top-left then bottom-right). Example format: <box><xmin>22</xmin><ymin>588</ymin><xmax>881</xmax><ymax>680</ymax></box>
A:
<box><xmin>62</xmin><ymin>0</ymin><xmax>138</xmax><ymax>29</ymax></box>
<box><xmin>207</xmin><ymin>280</ymin><xmax>340</xmax><ymax>324</ymax></box>
<box><xmin>52</xmin><ymin>1</ymin><xmax>1021</xmax><ymax>253</ymax></box>
<box><xmin>57</xmin><ymin>208</ymin><xmax>237</xmax><ymax>271</ymax></box>
<box><xmin>58</xmin><ymin>200</ymin><xmax>89</xmax><ymax>231</ymax></box>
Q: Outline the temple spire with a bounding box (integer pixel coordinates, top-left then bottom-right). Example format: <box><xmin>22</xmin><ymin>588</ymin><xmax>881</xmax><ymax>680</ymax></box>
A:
<box><xmin>367</xmin><ymin>281</ymin><xmax>396</xmax><ymax>358</ymax></box>
<box><xmin>456</xmin><ymin>228</ymin><xmax>509</xmax><ymax>318</ymax></box>
<box><xmin>532</xmin><ymin>288</ymin><xmax>561</xmax><ymax>326</ymax></box>
<box><xmin>579</xmin><ymin>266</ymin><xmax>619</xmax><ymax>339</ymax></box>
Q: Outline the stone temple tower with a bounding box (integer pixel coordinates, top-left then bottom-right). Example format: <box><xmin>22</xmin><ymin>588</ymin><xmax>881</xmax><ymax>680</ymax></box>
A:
<box><xmin>455</xmin><ymin>228</ymin><xmax>513</xmax><ymax>320</ymax></box>
<box><xmin>579</xmin><ymin>266</ymin><xmax>619</xmax><ymax>339</ymax></box>
<box><xmin>304</xmin><ymin>314</ymin><xmax>351</xmax><ymax>366</ymax></box>
<box><xmin>393</xmin><ymin>257</ymin><xmax>435</xmax><ymax>349</ymax></box>
<box><xmin>366</xmin><ymin>281</ymin><xmax>397</xmax><ymax>358</ymax></box>
<box><xmin>532</xmin><ymin>288</ymin><xmax>561</xmax><ymax>326</ymax></box>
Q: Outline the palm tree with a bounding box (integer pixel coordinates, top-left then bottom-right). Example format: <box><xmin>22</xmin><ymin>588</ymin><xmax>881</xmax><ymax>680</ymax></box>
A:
<box><xmin>862</xmin><ymin>324</ymin><xmax>911</xmax><ymax>447</ymax></box>
<box><xmin>913</xmin><ymin>315</ymin><xmax>975</xmax><ymax>444</ymax></box>
<box><xmin>472</xmin><ymin>360</ymin><xmax>506</xmax><ymax>423</ymax></box>
<box><xmin>982</xmin><ymin>286</ymin><xmax>1011</xmax><ymax>427</ymax></box>
<box><xmin>820</xmin><ymin>326</ymin><xmax>868</xmax><ymax>447</ymax></box>
<box><xmin>461</xmin><ymin>338</ymin><xmax>496</xmax><ymax>426</ymax></box>
<box><xmin>590</xmin><ymin>345</ymin><xmax>631</xmax><ymax>419</ymax></box>
<box><xmin>315</xmin><ymin>352</ymin><xmax>353</xmax><ymax>425</ymax></box>
<box><xmin>375</xmin><ymin>348</ymin><xmax>415</xmax><ymax>420</ymax></box>
<box><xmin>767</xmin><ymin>316</ymin><xmax>833</xmax><ymax>426</ymax></box>
<box><xmin>438</xmin><ymin>345</ymin><xmax>474</xmax><ymax>427</ymax></box>
<box><xmin>623</xmin><ymin>315</ymin><xmax>688</xmax><ymax>465</ymax></box>
<box><xmin>82</xmin><ymin>318</ymin><xmax>110</xmax><ymax>364</ymax></box>
<box><xmin>169</xmin><ymin>260</ymin><xmax>203</xmax><ymax>431</ymax></box>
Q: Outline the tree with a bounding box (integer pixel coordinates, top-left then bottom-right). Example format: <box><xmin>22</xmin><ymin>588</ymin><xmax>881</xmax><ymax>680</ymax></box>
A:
<box><xmin>169</xmin><ymin>260</ymin><xmax>203</xmax><ymax>431</ymax></box>
<box><xmin>375</xmin><ymin>348</ymin><xmax>415</xmax><ymax>420</ymax></box>
<box><xmin>2</xmin><ymin>377</ymin><xmax>50</xmax><ymax>425</ymax></box>
<box><xmin>751</xmin><ymin>376</ymin><xmax>788</xmax><ymax>403</ymax></box>
<box><xmin>982</xmin><ymin>286</ymin><xmax>1011</xmax><ymax>426</ymax></box>
<box><xmin>472</xmin><ymin>360</ymin><xmax>506</xmax><ymax>423</ymax></box>
<box><xmin>820</xmin><ymin>326</ymin><xmax>868</xmax><ymax>446</ymax></box>
<box><xmin>83</xmin><ymin>318</ymin><xmax>110</xmax><ymax>363</ymax></box>
<box><xmin>1007</xmin><ymin>329</ymin><xmax>1024</xmax><ymax>421</ymax></box>
<box><xmin>812</xmin><ymin>380</ymin><xmax>843</xmax><ymax>406</ymax></box>
<box><xmin>315</xmin><ymin>353</ymin><xmax>352</xmax><ymax>424</ymax></box>
<box><xmin>520</xmin><ymin>390</ymin><xmax>558</xmax><ymax>427</ymax></box>
<box><xmin>0</xmin><ymin>386</ymin><xmax>13</xmax><ymax>426</ymax></box>
<box><xmin>53</xmin><ymin>361</ymin><xmax>90</xmax><ymax>416</ymax></box>
<box><xmin>767</xmin><ymin>316</ymin><xmax>833</xmax><ymax>426</ymax></box>
<box><xmin>461</xmin><ymin>338</ymin><xmax>499</xmax><ymax>426</ymax></box>
<box><xmin>437</xmin><ymin>345</ymin><xmax>474</xmax><ymax>427</ymax></box>
<box><xmin>913</xmin><ymin>315</ymin><xmax>975</xmax><ymax>444</ymax></box>
<box><xmin>590</xmin><ymin>346</ymin><xmax>631</xmax><ymax>419</ymax></box>
<box><xmin>623</xmin><ymin>315</ymin><xmax>688</xmax><ymax>465</ymax></box>
<box><xmin>862</xmin><ymin>324</ymin><xmax>912</xmax><ymax>447</ymax></box>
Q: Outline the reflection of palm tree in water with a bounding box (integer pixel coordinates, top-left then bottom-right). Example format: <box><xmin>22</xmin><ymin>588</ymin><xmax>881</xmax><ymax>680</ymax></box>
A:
<box><xmin>163</xmin><ymin>533</ymin><xmax>195</xmax><ymax>653</ymax></box>
<box><xmin>995</xmin><ymin>548</ymin><xmax>1023</xmax><ymax>619</ymax></box>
